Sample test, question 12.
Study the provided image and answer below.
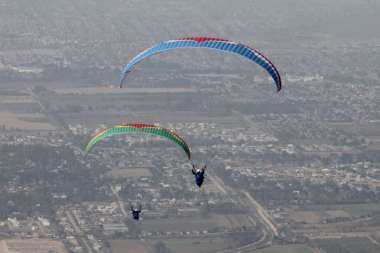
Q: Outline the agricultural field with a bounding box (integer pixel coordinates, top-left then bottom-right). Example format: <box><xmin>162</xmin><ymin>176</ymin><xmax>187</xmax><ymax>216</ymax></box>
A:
<box><xmin>287</xmin><ymin>203</ymin><xmax>380</xmax><ymax>226</ymax></box>
<box><xmin>254</xmin><ymin>244</ymin><xmax>315</xmax><ymax>253</ymax></box>
<box><xmin>288</xmin><ymin>209</ymin><xmax>352</xmax><ymax>224</ymax></box>
<box><xmin>0</xmin><ymin>90</ymin><xmax>55</xmax><ymax>131</ymax></box>
<box><xmin>308</xmin><ymin>204</ymin><xmax>380</xmax><ymax>218</ymax></box>
<box><xmin>313</xmin><ymin>237</ymin><xmax>380</xmax><ymax>253</ymax></box>
<box><xmin>0</xmin><ymin>111</ymin><xmax>55</xmax><ymax>130</ymax></box>
<box><xmin>54</xmin><ymin>87</ymin><xmax>197</xmax><ymax>95</ymax></box>
<box><xmin>157</xmin><ymin>238</ymin><xmax>232</xmax><ymax>253</ymax></box>
<box><xmin>141</xmin><ymin>216</ymin><xmax>222</xmax><ymax>233</ymax></box>
<box><xmin>141</xmin><ymin>214</ymin><xmax>255</xmax><ymax>233</ymax></box>
<box><xmin>0</xmin><ymin>239</ymin><xmax>68</xmax><ymax>253</ymax></box>
<box><xmin>111</xmin><ymin>240</ymin><xmax>150</xmax><ymax>253</ymax></box>
<box><xmin>0</xmin><ymin>95</ymin><xmax>34</xmax><ymax>104</ymax></box>
<box><xmin>111</xmin><ymin>238</ymin><xmax>234</xmax><ymax>253</ymax></box>
<box><xmin>288</xmin><ymin>211</ymin><xmax>324</xmax><ymax>224</ymax></box>
<box><xmin>211</xmin><ymin>214</ymin><xmax>256</xmax><ymax>229</ymax></box>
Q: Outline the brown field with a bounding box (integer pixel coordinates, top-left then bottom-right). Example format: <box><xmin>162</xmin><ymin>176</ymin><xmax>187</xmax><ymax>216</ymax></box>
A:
<box><xmin>160</xmin><ymin>238</ymin><xmax>231</xmax><ymax>253</ymax></box>
<box><xmin>0</xmin><ymin>112</ymin><xmax>55</xmax><ymax>130</ymax></box>
<box><xmin>111</xmin><ymin>240</ymin><xmax>150</xmax><ymax>253</ymax></box>
<box><xmin>307</xmin><ymin>204</ymin><xmax>380</xmax><ymax>217</ymax></box>
<box><xmin>211</xmin><ymin>214</ymin><xmax>255</xmax><ymax>229</ymax></box>
<box><xmin>325</xmin><ymin>210</ymin><xmax>350</xmax><ymax>219</ymax></box>
<box><xmin>108</xmin><ymin>168</ymin><xmax>152</xmax><ymax>178</ymax></box>
<box><xmin>112</xmin><ymin>238</ymin><xmax>235</xmax><ymax>253</ymax></box>
<box><xmin>255</xmin><ymin>244</ymin><xmax>315</xmax><ymax>253</ymax></box>
<box><xmin>0</xmin><ymin>96</ymin><xmax>34</xmax><ymax>103</ymax></box>
<box><xmin>289</xmin><ymin>211</ymin><xmax>323</xmax><ymax>224</ymax></box>
<box><xmin>142</xmin><ymin>217</ymin><xmax>217</xmax><ymax>232</ymax></box>
<box><xmin>0</xmin><ymin>239</ymin><xmax>67</xmax><ymax>253</ymax></box>
<box><xmin>142</xmin><ymin>214</ymin><xmax>253</xmax><ymax>233</ymax></box>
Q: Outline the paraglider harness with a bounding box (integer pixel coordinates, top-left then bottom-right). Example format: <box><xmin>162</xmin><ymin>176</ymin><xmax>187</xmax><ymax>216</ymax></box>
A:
<box><xmin>192</xmin><ymin>164</ymin><xmax>206</xmax><ymax>188</ymax></box>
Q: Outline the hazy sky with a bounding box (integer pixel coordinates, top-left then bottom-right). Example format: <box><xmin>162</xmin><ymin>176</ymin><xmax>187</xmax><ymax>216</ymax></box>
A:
<box><xmin>1</xmin><ymin>0</ymin><xmax>379</xmax><ymax>44</ymax></box>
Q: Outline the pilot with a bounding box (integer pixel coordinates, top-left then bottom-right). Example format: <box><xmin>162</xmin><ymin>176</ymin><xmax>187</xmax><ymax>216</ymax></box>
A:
<box><xmin>130</xmin><ymin>205</ymin><xmax>142</xmax><ymax>220</ymax></box>
<box><xmin>192</xmin><ymin>164</ymin><xmax>206</xmax><ymax>188</ymax></box>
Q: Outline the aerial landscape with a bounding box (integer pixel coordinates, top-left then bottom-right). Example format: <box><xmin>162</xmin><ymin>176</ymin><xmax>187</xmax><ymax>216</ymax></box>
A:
<box><xmin>1</xmin><ymin>0</ymin><xmax>380</xmax><ymax>252</ymax></box>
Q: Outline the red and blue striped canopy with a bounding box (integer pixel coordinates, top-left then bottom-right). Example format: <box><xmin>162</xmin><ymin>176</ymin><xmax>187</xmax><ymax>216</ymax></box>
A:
<box><xmin>120</xmin><ymin>37</ymin><xmax>281</xmax><ymax>92</ymax></box>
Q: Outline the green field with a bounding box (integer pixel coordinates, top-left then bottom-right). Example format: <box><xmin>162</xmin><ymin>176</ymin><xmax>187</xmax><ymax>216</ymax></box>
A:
<box><xmin>254</xmin><ymin>244</ymin><xmax>314</xmax><ymax>253</ymax></box>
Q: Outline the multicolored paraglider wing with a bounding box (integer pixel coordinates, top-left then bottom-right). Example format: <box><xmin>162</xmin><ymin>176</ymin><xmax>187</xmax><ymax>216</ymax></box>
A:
<box><xmin>120</xmin><ymin>37</ymin><xmax>281</xmax><ymax>91</ymax></box>
<box><xmin>85</xmin><ymin>123</ymin><xmax>191</xmax><ymax>160</ymax></box>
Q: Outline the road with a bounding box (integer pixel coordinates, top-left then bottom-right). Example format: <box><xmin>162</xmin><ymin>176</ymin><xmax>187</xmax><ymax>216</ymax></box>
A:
<box><xmin>242</xmin><ymin>190</ymin><xmax>279</xmax><ymax>237</ymax></box>
<box><xmin>28</xmin><ymin>88</ymin><xmax>71</xmax><ymax>133</ymax></box>
<box><xmin>110</xmin><ymin>185</ymin><xmax>129</xmax><ymax>218</ymax></box>
<box><xmin>27</xmin><ymin>87</ymin><xmax>86</xmax><ymax>155</ymax></box>
<box><xmin>208</xmin><ymin>172</ymin><xmax>228</xmax><ymax>195</ymax></box>
<box><xmin>66</xmin><ymin>211</ymin><xmax>94</xmax><ymax>253</ymax></box>
<box><xmin>208</xmin><ymin>173</ymin><xmax>275</xmax><ymax>252</ymax></box>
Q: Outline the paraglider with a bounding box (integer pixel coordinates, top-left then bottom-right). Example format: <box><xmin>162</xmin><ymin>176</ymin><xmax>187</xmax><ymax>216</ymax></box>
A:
<box><xmin>85</xmin><ymin>123</ymin><xmax>191</xmax><ymax>160</ymax></box>
<box><xmin>120</xmin><ymin>37</ymin><xmax>282</xmax><ymax>92</ymax></box>
<box><xmin>86</xmin><ymin>123</ymin><xmax>211</xmax><ymax>188</ymax></box>
<box><xmin>192</xmin><ymin>164</ymin><xmax>206</xmax><ymax>188</ymax></box>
